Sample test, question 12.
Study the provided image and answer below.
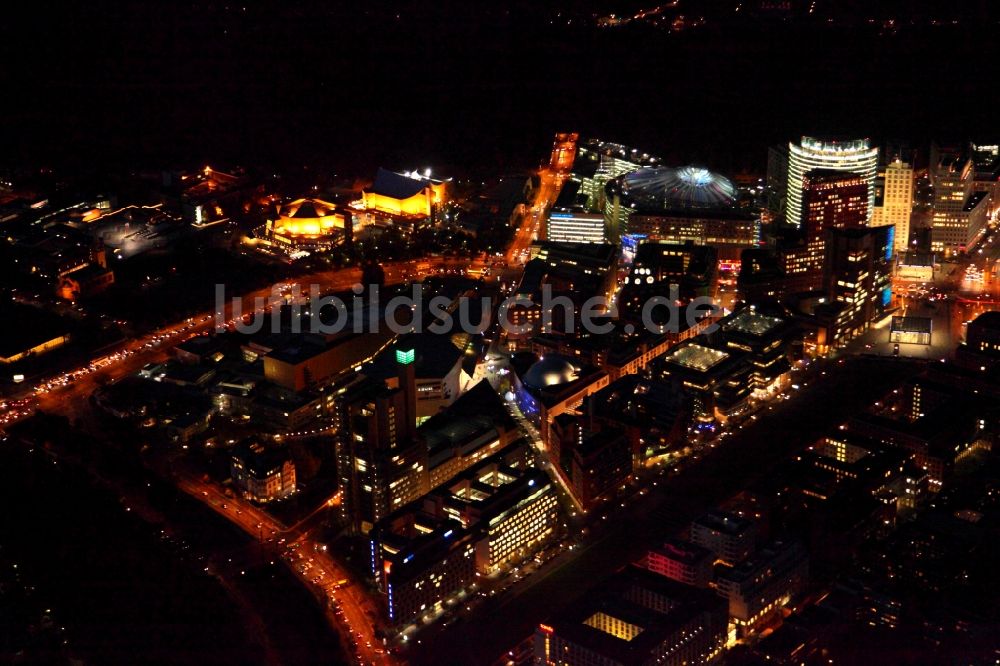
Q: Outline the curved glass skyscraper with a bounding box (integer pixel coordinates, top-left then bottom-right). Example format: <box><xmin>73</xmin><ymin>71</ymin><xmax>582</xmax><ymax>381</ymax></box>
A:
<box><xmin>785</xmin><ymin>137</ymin><xmax>878</xmax><ymax>228</ymax></box>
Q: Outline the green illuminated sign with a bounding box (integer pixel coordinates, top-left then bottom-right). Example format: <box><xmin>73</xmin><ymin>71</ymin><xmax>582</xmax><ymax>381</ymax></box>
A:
<box><xmin>396</xmin><ymin>348</ymin><xmax>415</xmax><ymax>365</ymax></box>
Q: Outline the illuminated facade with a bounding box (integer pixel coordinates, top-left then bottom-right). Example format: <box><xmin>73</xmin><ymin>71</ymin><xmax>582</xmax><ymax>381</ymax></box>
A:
<box><xmin>714</xmin><ymin>540</ymin><xmax>808</xmax><ymax>637</ymax></box>
<box><xmin>717</xmin><ymin>307</ymin><xmax>796</xmax><ymax>396</ymax></box>
<box><xmin>889</xmin><ymin>316</ymin><xmax>932</xmax><ymax>346</ymax></box>
<box><xmin>361</xmin><ymin>167</ymin><xmax>448</xmax><ymax>219</ymax></box>
<box><xmin>879</xmin><ymin>158</ymin><xmax>914</xmax><ymax>254</ymax></box>
<box><xmin>564</xmin><ymin>427</ymin><xmax>632</xmax><ymax>511</ymax></box>
<box><xmin>785</xmin><ymin>137</ymin><xmax>878</xmax><ymax>229</ymax></box>
<box><xmin>794</xmin><ymin>169</ymin><xmax>870</xmax><ymax>283</ymax></box>
<box><xmin>422</xmin><ymin>380</ymin><xmax>521</xmax><ymax>491</ymax></box>
<box><xmin>619</xmin><ymin>242</ymin><xmax>717</xmax><ymax>323</ymax></box>
<box><xmin>689</xmin><ymin>510</ymin><xmax>756</xmax><ymax>565</ymax></box>
<box><xmin>569</xmin><ymin>138</ymin><xmax>657</xmax><ymax>212</ymax></box>
<box><xmin>621</xmin><ymin>213</ymin><xmax>758</xmax><ymax>259</ymax></box>
<box><xmin>534</xmin><ymin>566</ymin><xmax>728</xmax><ymax>665</ymax></box>
<box><xmin>230</xmin><ymin>441</ymin><xmax>297</xmax><ymax>502</ymax></box>
<box><xmin>823</xmin><ymin>225</ymin><xmax>893</xmax><ymax>348</ymax></box>
<box><xmin>775</xmin><ymin>243</ymin><xmax>823</xmax><ymax>293</ymax></box>
<box><xmin>930</xmin><ymin>153</ymin><xmax>989</xmax><ymax>256</ymax></box>
<box><xmin>57</xmin><ymin>263</ymin><xmax>114</xmax><ymax>301</ymax></box>
<box><xmin>0</xmin><ymin>333</ymin><xmax>69</xmax><ymax>365</ymax></box>
<box><xmin>788</xmin><ymin>225</ymin><xmax>893</xmax><ymax>356</ymax></box>
<box><xmin>266</xmin><ymin>198</ymin><xmax>353</xmax><ymax>256</ymax></box>
<box><xmin>514</xmin><ymin>356</ymin><xmax>610</xmax><ymax>449</ymax></box>
<box><xmin>333</xmin><ymin>360</ymin><xmax>425</xmax><ymax>534</ymax></box>
<box><xmin>371</xmin><ymin>445</ymin><xmax>557</xmax><ymax>626</ymax></box>
<box><xmin>374</xmin><ymin>505</ymin><xmax>479</xmax><ymax>628</ymax></box>
<box><xmin>644</xmin><ymin>538</ymin><xmax>714</xmax><ymax>588</ymax></box>
<box><xmin>971</xmin><ymin>142</ymin><xmax>1000</xmax><ymax>218</ymax></box>
<box><xmin>603</xmin><ymin>166</ymin><xmax>757</xmax><ymax>258</ymax></box>
<box><xmin>0</xmin><ymin>304</ymin><xmax>72</xmax><ymax>365</ymax></box>
<box><xmin>545</xmin><ymin>211</ymin><xmax>607</xmax><ymax>243</ymax></box>
<box><xmin>477</xmin><ymin>468</ymin><xmax>559</xmax><ymax>574</ymax></box>
<box><xmin>896</xmin><ymin>245</ymin><xmax>934</xmax><ymax>282</ymax></box>
<box><xmin>655</xmin><ymin>343</ymin><xmax>751</xmax><ymax>423</ymax></box>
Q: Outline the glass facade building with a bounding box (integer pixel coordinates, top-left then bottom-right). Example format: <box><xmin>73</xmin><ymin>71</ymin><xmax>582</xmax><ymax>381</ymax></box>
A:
<box><xmin>785</xmin><ymin>137</ymin><xmax>878</xmax><ymax>228</ymax></box>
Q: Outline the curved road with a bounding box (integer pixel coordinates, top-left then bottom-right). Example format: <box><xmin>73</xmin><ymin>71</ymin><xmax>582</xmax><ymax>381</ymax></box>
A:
<box><xmin>1</xmin><ymin>255</ymin><xmax>483</xmax><ymax>665</ymax></box>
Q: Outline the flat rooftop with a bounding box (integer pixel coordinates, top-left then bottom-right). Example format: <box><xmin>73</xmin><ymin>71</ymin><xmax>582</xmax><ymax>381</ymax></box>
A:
<box><xmin>899</xmin><ymin>251</ymin><xmax>935</xmax><ymax>267</ymax></box>
<box><xmin>890</xmin><ymin>316</ymin><xmax>932</xmax><ymax>334</ymax></box>
<box><xmin>723</xmin><ymin>309</ymin><xmax>784</xmax><ymax>337</ymax></box>
<box><xmin>716</xmin><ymin>540</ymin><xmax>805</xmax><ymax>584</ymax></box>
<box><xmin>970</xmin><ymin>311</ymin><xmax>1000</xmax><ymax>330</ymax></box>
<box><xmin>543</xmin><ymin>566</ymin><xmax>724</xmax><ymax>664</ymax></box>
<box><xmin>364</xmin><ymin>333</ymin><xmax>464</xmax><ymax>381</ymax></box>
<box><xmin>531</xmin><ymin>241</ymin><xmax>619</xmax><ymax>269</ymax></box>
<box><xmin>653</xmin><ymin>538</ymin><xmax>714</xmax><ymax>566</ymax></box>
<box><xmin>692</xmin><ymin>509</ymin><xmax>753</xmax><ymax>537</ymax></box>
<box><xmin>665</xmin><ymin>343</ymin><xmax>729</xmax><ymax>372</ymax></box>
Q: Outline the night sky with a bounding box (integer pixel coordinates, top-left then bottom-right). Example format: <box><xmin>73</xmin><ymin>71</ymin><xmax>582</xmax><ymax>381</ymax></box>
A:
<box><xmin>2</xmin><ymin>1</ymin><xmax>999</xmax><ymax>175</ymax></box>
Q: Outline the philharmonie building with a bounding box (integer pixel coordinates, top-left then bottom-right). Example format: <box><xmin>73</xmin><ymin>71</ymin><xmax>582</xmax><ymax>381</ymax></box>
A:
<box><xmin>603</xmin><ymin>165</ymin><xmax>759</xmax><ymax>260</ymax></box>
<box><xmin>264</xmin><ymin>198</ymin><xmax>355</xmax><ymax>259</ymax></box>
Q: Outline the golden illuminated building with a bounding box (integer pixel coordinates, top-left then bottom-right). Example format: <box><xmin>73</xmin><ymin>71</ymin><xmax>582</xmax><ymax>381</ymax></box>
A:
<box><xmin>535</xmin><ymin>566</ymin><xmax>728</xmax><ymax>665</ymax></box>
<box><xmin>583</xmin><ymin>612</ymin><xmax>644</xmax><ymax>641</ymax></box>
<box><xmin>361</xmin><ymin>167</ymin><xmax>448</xmax><ymax>219</ymax></box>
<box><xmin>267</xmin><ymin>198</ymin><xmax>352</xmax><ymax>254</ymax></box>
<box><xmin>0</xmin><ymin>304</ymin><xmax>71</xmax><ymax>365</ymax></box>
<box><xmin>877</xmin><ymin>158</ymin><xmax>913</xmax><ymax>254</ymax></box>
<box><xmin>57</xmin><ymin>263</ymin><xmax>115</xmax><ymax>301</ymax></box>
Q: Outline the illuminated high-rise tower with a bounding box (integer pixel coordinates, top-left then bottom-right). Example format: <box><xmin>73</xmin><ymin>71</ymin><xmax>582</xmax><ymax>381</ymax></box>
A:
<box><xmin>877</xmin><ymin>157</ymin><xmax>913</xmax><ymax>254</ymax></box>
<box><xmin>785</xmin><ymin>137</ymin><xmax>878</xmax><ymax>228</ymax></box>
<box><xmin>333</xmin><ymin>347</ymin><xmax>424</xmax><ymax>534</ymax></box>
<box><xmin>799</xmin><ymin>169</ymin><xmax>870</xmax><ymax>276</ymax></box>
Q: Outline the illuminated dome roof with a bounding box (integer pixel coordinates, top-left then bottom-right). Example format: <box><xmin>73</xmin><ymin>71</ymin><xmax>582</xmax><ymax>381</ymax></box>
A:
<box><xmin>522</xmin><ymin>356</ymin><xmax>580</xmax><ymax>389</ymax></box>
<box><xmin>281</xmin><ymin>198</ymin><xmax>338</xmax><ymax>219</ymax></box>
<box><xmin>609</xmin><ymin>166</ymin><xmax>737</xmax><ymax>212</ymax></box>
<box><xmin>274</xmin><ymin>198</ymin><xmax>343</xmax><ymax>237</ymax></box>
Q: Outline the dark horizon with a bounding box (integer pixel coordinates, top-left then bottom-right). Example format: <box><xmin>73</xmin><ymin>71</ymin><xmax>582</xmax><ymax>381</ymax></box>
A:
<box><xmin>2</xmin><ymin>1</ymin><xmax>1000</xmax><ymax>177</ymax></box>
